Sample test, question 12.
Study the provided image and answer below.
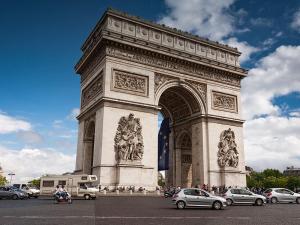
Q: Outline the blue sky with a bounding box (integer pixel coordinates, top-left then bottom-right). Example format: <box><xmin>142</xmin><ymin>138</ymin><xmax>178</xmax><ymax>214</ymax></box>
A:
<box><xmin>0</xmin><ymin>0</ymin><xmax>300</xmax><ymax>182</ymax></box>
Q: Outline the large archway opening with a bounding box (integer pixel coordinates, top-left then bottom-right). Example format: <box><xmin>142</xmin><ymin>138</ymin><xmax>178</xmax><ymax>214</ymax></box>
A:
<box><xmin>83</xmin><ymin>120</ymin><xmax>95</xmax><ymax>175</ymax></box>
<box><xmin>158</xmin><ymin>85</ymin><xmax>202</xmax><ymax>188</ymax></box>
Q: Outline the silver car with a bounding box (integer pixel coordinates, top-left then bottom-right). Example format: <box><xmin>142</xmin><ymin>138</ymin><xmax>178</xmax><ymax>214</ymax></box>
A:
<box><xmin>223</xmin><ymin>188</ymin><xmax>266</xmax><ymax>206</ymax></box>
<box><xmin>172</xmin><ymin>188</ymin><xmax>227</xmax><ymax>210</ymax></box>
<box><xmin>263</xmin><ymin>188</ymin><xmax>300</xmax><ymax>204</ymax></box>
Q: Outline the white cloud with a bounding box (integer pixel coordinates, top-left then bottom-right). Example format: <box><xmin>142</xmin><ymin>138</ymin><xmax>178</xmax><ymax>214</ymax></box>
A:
<box><xmin>242</xmin><ymin>45</ymin><xmax>300</xmax><ymax>120</ymax></box>
<box><xmin>291</xmin><ymin>8</ymin><xmax>300</xmax><ymax>31</ymax></box>
<box><xmin>242</xmin><ymin>45</ymin><xmax>300</xmax><ymax>171</ymax></box>
<box><xmin>0</xmin><ymin>112</ymin><xmax>31</xmax><ymax>134</ymax></box>
<box><xmin>224</xmin><ymin>37</ymin><xmax>259</xmax><ymax>63</ymax></box>
<box><xmin>67</xmin><ymin>108</ymin><xmax>80</xmax><ymax>121</ymax></box>
<box><xmin>244</xmin><ymin>116</ymin><xmax>300</xmax><ymax>171</ymax></box>
<box><xmin>16</xmin><ymin>130</ymin><xmax>43</xmax><ymax>144</ymax></box>
<box><xmin>0</xmin><ymin>145</ymin><xmax>75</xmax><ymax>183</ymax></box>
<box><xmin>160</xmin><ymin>0</ymin><xmax>235</xmax><ymax>41</ymax></box>
<box><xmin>159</xmin><ymin>0</ymin><xmax>257</xmax><ymax>63</ymax></box>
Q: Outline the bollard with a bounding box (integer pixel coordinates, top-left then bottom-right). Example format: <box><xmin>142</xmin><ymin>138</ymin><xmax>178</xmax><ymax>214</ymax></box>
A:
<box><xmin>116</xmin><ymin>190</ymin><xmax>119</xmax><ymax>195</ymax></box>
<box><xmin>103</xmin><ymin>190</ymin><xmax>107</xmax><ymax>195</ymax></box>
<box><xmin>156</xmin><ymin>190</ymin><xmax>160</xmax><ymax>196</ymax></box>
<box><xmin>143</xmin><ymin>189</ymin><xmax>146</xmax><ymax>195</ymax></box>
<box><xmin>129</xmin><ymin>190</ymin><xmax>133</xmax><ymax>195</ymax></box>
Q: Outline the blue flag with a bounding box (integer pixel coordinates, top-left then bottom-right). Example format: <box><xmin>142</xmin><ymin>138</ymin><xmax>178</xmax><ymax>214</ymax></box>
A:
<box><xmin>158</xmin><ymin>118</ymin><xmax>170</xmax><ymax>171</ymax></box>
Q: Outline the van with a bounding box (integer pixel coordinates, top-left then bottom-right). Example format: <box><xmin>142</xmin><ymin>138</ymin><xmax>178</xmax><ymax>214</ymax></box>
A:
<box><xmin>13</xmin><ymin>184</ymin><xmax>40</xmax><ymax>198</ymax></box>
<box><xmin>40</xmin><ymin>174</ymin><xmax>98</xmax><ymax>200</ymax></box>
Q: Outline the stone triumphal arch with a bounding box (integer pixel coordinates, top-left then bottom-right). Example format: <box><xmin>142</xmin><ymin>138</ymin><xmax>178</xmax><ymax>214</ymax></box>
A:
<box><xmin>74</xmin><ymin>9</ymin><xmax>247</xmax><ymax>190</ymax></box>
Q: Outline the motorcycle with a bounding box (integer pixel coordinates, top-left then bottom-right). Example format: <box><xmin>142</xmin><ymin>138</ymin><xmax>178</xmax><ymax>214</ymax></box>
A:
<box><xmin>54</xmin><ymin>191</ymin><xmax>72</xmax><ymax>204</ymax></box>
<box><xmin>164</xmin><ymin>189</ymin><xmax>176</xmax><ymax>198</ymax></box>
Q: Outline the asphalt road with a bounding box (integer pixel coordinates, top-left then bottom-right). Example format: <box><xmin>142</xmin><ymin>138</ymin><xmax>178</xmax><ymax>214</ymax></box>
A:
<box><xmin>0</xmin><ymin>197</ymin><xmax>300</xmax><ymax>225</ymax></box>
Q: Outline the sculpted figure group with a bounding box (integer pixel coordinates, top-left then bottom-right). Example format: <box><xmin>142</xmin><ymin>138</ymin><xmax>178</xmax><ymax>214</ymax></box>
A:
<box><xmin>114</xmin><ymin>113</ymin><xmax>144</xmax><ymax>162</ymax></box>
<box><xmin>217</xmin><ymin>128</ymin><xmax>239</xmax><ymax>168</ymax></box>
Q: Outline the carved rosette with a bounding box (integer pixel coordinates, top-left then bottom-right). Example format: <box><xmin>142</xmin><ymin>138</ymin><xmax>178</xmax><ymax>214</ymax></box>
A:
<box><xmin>112</xmin><ymin>70</ymin><xmax>148</xmax><ymax>96</ymax></box>
<box><xmin>217</xmin><ymin>128</ymin><xmax>239</xmax><ymax>168</ymax></box>
<box><xmin>212</xmin><ymin>91</ymin><xmax>237</xmax><ymax>112</ymax></box>
<box><xmin>114</xmin><ymin>113</ymin><xmax>144</xmax><ymax>163</ymax></box>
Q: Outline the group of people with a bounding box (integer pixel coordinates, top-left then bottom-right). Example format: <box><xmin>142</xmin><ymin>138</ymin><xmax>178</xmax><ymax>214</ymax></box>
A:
<box><xmin>54</xmin><ymin>185</ymin><xmax>70</xmax><ymax>199</ymax></box>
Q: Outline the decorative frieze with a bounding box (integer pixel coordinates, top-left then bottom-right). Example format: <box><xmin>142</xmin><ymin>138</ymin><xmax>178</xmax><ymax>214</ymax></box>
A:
<box><xmin>81</xmin><ymin>73</ymin><xmax>103</xmax><ymax>108</ymax></box>
<box><xmin>212</xmin><ymin>91</ymin><xmax>237</xmax><ymax>113</ymax></box>
<box><xmin>106</xmin><ymin>44</ymin><xmax>241</xmax><ymax>87</ymax></box>
<box><xmin>114</xmin><ymin>113</ymin><xmax>144</xmax><ymax>162</ymax></box>
<box><xmin>112</xmin><ymin>69</ymin><xmax>148</xmax><ymax>97</ymax></box>
<box><xmin>104</xmin><ymin>12</ymin><xmax>241</xmax><ymax>67</ymax></box>
<box><xmin>217</xmin><ymin>128</ymin><xmax>239</xmax><ymax>168</ymax></box>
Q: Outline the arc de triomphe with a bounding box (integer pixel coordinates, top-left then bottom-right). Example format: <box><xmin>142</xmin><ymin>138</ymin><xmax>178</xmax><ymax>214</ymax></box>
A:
<box><xmin>74</xmin><ymin>9</ymin><xmax>247</xmax><ymax>190</ymax></box>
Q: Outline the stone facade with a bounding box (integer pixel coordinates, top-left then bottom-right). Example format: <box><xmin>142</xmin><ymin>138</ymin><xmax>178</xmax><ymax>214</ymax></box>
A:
<box><xmin>74</xmin><ymin>9</ymin><xmax>247</xmax><ymax>190</ymax></box>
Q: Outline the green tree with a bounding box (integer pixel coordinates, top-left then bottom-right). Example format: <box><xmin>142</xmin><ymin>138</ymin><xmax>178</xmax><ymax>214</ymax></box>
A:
<box><xmin>0</xmin><ymin>175</ymin><xmax>7</xmax><ymax>186</ymax></box>
<box><xmin>262</xmin><ymin>169</ymin><xmax>282</xmax><ymax>178</ymax></box>
<box><xmin>28</xmin><ymin>179</ymin><xmax>40</xmax><ymax>188</ymax></box>
<box><xmin>286</xmin><ymin>176</ymin><xmax>300</xmax><ymax>191</ymax></box>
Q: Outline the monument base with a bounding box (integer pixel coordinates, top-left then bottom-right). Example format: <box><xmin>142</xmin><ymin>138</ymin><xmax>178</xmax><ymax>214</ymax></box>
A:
<box><xmin>116</xmin><ymin>161</ymin><xmax>157</xmax><ymax>190</ymax></box>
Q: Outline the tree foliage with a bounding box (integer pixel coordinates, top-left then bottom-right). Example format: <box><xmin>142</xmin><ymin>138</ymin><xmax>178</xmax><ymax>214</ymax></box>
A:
<box><xmin>0</xmin><ymin>175</ymin><xmax>7</xmax><ymax>186</ymax></box>
<box><xmin>247</xmin><ymin>169</ymin><xmax>300</xmax><ymax>191</ymax></box>
<box><xmin>28</xmin><ymin>179</ymin><xmax>40</xmax><ymax>188</ymax></box>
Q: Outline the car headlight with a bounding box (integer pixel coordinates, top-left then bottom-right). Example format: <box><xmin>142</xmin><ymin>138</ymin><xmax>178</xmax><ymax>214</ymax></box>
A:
<box><xmin>20</xmin><ymin>193</ymin><xmax>24</xmax><ymax>196</ymax></box>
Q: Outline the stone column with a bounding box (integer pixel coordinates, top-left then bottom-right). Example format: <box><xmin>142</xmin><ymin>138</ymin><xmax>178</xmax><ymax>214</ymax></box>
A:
<box><xmin>191</xmin><ymin>119</ymin><xmax>208</xmax><ymax>187</ymax></box>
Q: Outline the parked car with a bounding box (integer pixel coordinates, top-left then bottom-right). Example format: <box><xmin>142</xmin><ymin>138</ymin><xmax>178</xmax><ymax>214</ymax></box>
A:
<box><xmin>172</xmin><ymin>188</ymin><xmax>226</xmax><ymax>210</ymax></box>
<box><xmin>223</xmin><ymin>188</ymin><xmax>266</xmax><ymax>206</ymax></box>
<box><xmin>263</xmin><ymin>188</ymin><xmax>300</xmax><ymax>204</ymax></box>
<box><xmin>13</xmin><ymin>184</ymin><xmax>40</xmax><ymax>198</ymax></box>
<box><xmin>0</xmin><ymin>186</ymin><xmax>28</xmax><ymax>200</ymax></box>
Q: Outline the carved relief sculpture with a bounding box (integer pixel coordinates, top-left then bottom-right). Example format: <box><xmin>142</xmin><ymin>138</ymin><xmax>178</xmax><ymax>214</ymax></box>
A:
<box><xmin>212</xmin><ymin>91</ymin><xmax>237</xmax><ymax>112</ymax></box>
<box><xmin>112</xmin><ymin>70</ymin><xmax>148</xmax><ymax>96</ymax></box>
<box><xmin>81</xmin><ymin>73</ymin><xmax>103</xmax><ymax>108</ymax></box>
<box><xmin>114</xmin><ymin>113</ymin><xmax>144</xmax><ymax>163</ymax></box>
<box><xmin>217</xmin><ymin>128</ymin><xmax>239</xmax><ymax>168</ymax></box>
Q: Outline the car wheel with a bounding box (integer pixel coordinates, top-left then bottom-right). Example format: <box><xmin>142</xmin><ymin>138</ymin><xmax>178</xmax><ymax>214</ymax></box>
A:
<box><xmin>213</xmin><ymin>201</ymin><xmax>222</xmax><ymax>210</ymax></box>
<box><xmin>256</xmin><ymin>198</ymin><xmax>263</xmax><ymax>206</ymax></box>
<box><xmin>84</xmin><ymin>194</ymin><xmax>91</xmax><ymax>200</ymax></box>
<box><xmin>176</xmin><ymin>201</ymin><xmax>186</xmax><ymax>209</ymax></box>
<box><xmin>34</xmin><ymin>196</ymin><xmax>38</xmax><ymax>199</ymax></box>
<box><xmin>12</xmin><ymin>195</ymin><xmax>18</xmax><ymax>200</ymax></box>
<box><xmin>296</xmin><ymin>198</ymin><xmax>300</xmax><ymax>204</ymax></box>
<box><xmin>271</xmin><ymin>197</ymin><xmax>278</xmax><ymax>204</ymax></box>
<box><xmin>226</xmin><ymin>198</ymin><xmax>233</xmax><ymax>206</ymax></box>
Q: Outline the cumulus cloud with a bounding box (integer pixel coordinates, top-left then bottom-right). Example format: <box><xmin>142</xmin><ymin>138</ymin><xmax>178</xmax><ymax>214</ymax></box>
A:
<box><xmin>242</xmin><ymin>45</ymin><xmax>300</xmax><ymax>171</ymax></box>
<box><xmin>159</xmin><ymin>0</ymin><xmax>257</xmax><ymax>63</ymax></box>
<box><xmin>244</xmin><ymin>116</ymin><xmax>300</xmax><ymax>171</ymax></box>
<box><xmin>291</xmin><ymin>8</ymin><xmax>300</xmax><ymax>31</ymax></box>
<box><xmin>242</xmin><ymin>45</ymin><xmax>300</xmax><ymax>120</ymax></box>
<box><xmin>160</xmin><ymin>0</ymin><xmax>235</xmax><ymax>41</ymax></box>
<box><xmin>0</xmin><ymin>145</ymin><xmax>75</xmax><ymax>183</ymax></box>
<box><xmin>224</xmin><ymin>37</ymin><xmax>259</xmax><ymax>63</ymax></box>
<box><xmin>0</xmin><ymin>112</ymin><xmax>31</xmax><ymax>134</ymax></box>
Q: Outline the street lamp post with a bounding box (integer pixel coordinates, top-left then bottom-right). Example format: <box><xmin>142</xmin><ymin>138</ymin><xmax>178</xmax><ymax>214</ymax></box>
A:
<box><xmin>8</xmin><ymin>173</ymin><xmax>15</xmax><ymax>185</ymax></box>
